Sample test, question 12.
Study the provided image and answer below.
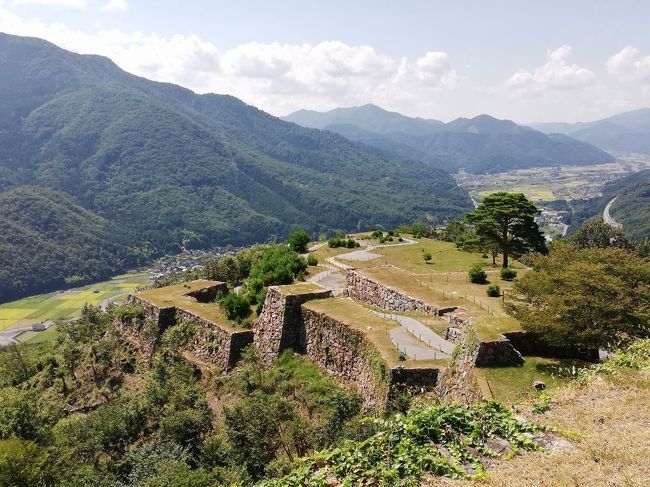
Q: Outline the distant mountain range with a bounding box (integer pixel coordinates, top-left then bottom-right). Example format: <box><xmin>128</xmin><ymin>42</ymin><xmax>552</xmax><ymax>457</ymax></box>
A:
<box><xmin>283</xmin><ymin>105</ymin><xmax>614</xmax><ymax>173</ymax></box>
<box><xmin>0</xmin><ymin>33</ymin><xmax>472</xmax><ymax>300</ymax></box>
<box><xmin>532</xmin><ymin>108</ymin><xmax>650</xmax><ymax>154</ymax></box>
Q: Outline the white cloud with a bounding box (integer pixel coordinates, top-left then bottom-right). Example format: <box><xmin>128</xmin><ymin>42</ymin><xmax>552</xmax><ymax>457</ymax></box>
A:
<box><xmin>506</xmin><ymin>46</ymin><xmax>594</xmax><ymax>96</ymax></box>
<box><xmin>0</xmin><ymin>3</ymin><xmax>462</xmax><ymax>116</ymax></box>
<box><xmin>12</xmin><ymin>0</ymin><xmax>86</xmax><ymax>8</ymax></box>
<box><xmin>100</xmin><ymin>0</ymin><xmax>126</xmax><ymax>12</ymax></box>
<box><xmin>606</xmin><ymin>46</ymin><xmax>650</xmax><ymax>82</ymax></box>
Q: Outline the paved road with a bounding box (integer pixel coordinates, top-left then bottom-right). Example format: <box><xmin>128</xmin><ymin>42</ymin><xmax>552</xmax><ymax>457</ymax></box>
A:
<box><xmin>0</xmin><ymin>320</ymin><xmax>54</xmax><ymax>347</ymax></box>
<box><xmin>603</xmin><ymin>197</ymin><xmax>622</xmax><ymax>228</ymax></box>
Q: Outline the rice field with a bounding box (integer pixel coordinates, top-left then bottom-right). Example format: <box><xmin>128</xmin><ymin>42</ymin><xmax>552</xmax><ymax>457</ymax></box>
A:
<box><xmin>0</xmin><ymin>272</ymin><xmax>150</xmax><ymax>331</ymax></box>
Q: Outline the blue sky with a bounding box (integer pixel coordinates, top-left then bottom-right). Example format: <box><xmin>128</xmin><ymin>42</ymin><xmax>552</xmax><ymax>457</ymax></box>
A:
<box><xmin>2</xmin><ymin>0</ymin><xmax>650</xmax><ymax>122</ymax></box>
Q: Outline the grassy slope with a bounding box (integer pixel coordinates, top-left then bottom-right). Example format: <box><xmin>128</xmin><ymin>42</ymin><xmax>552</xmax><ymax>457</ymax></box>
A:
<box><xmin>436</xmin><ymin>369</ymin><xmax>650</xmax><ymax>486</ymax></box>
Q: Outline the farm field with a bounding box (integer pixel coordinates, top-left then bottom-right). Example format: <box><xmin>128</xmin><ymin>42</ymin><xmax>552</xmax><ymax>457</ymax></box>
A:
<box><xmin>456</xmin><ymin>158</ymin><xmax>650</xmax><ymax>204</ymax></box>
<box><xmin>0</xmin><ymin>272</ymin><xmax>150</xmax><ymax>331</ymax></box>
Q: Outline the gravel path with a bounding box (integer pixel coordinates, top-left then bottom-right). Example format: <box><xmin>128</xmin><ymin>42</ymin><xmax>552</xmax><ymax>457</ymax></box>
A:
<box><xmin>373</xmin><ymin>311</ymin><xmax>455</xmax><ymax>358</ymax></box>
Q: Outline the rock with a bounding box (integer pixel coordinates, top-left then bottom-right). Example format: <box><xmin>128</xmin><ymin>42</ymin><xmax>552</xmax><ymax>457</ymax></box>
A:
<box><xmin>533</xmin><ymin>380</ymin><xmax>546</xmax><ymax>391</ymax></box>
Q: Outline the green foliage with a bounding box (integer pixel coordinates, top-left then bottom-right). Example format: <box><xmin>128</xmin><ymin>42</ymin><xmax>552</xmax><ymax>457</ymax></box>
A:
<box><xmin>257</xmin><ymin>401</ymin><xmax>542</xmax><ymax>486</ymax></box>
<box><xmin>531</xmin><ymin>391</ymin><xmax>552</xmax><ymax>414</ymax></box>
<box><xmin>500</xmin><ymin>267</ymin><xmax>518</xmax><ymax>280</ymax></box>
<box><xmin>327</xmin><ymin>233</ymin><xmax>360</xmax><ymax>249</ymax></box>
<box><xmin>611</xmin><ymin>339</ymin><xmax>650</xmax><ymax>370</ymax></box>
<box><xmin>468</xmin><ymin>264</ymin><xmax>488</xmax><ymax>284</ymax></box>
<box><xmin>422</xmin><ymin>251</ymin><xmax>433</xmax><ymax>263</ymax></box>
<box><xmin>486</xmin><ymin>284</ymin><xmax>501</xmax><ymax>297</ymax></box>
<box><xmin>465</xmin><ymin>192</ymin><xmax>547</xmax><ymax>268</ymax></box>
<box><xmin>396</xmin><ymin>222</ymin><xmax>437</xmax><ymax>238</ymax></box>
<box><xmin>0</xmin><ymin>34</ymin><xmax>472</xmax><ymax>300</ymax></box>
<box><xmin>219</xmin><ymin>292</ymin><xmax>252</xmax><ymax>323</ymax></box>
<box><xmin>247</xmin><ymin>245</ymin><xmax>307</xmax><ymax>293</ymax></box>
<box><xmin>288</xmin><ymin>230</ymin><xmax>310</xmax><ymax>253</ymax></box>
<box><xmin>306</xmin><ymin>254</ymin><xmax>318</xmax><ymax>266</ymax></box>
<box><xmin>572</xmin><ymin>218</ymin><xmax>629</xmax><ymax>250</ymax></box>
<box><xmin>508</xmin><ymin>244</ymin><xmax>650</xmax><ymax>349</ymax></box>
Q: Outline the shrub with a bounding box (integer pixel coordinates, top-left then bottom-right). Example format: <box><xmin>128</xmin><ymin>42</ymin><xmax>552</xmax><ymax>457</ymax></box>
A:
<box><xmin>486</xmin><ymin>284</ymin><xmax>500</xmax><ymax>297</ymax></box>
<box><xmin>422</xmin><ymin>251</ymin><xmax>432</xmax><ymax>264</ymax></box>
<box><xmin>219</xmin><ymin>293</ymin><xmax>251</xmax><ymax>323</ymax></box>
<box><xmin>306</xmin><ymin>254</ymin><xmax>318</xmax><ymax>266</ymax></box>
<box><xmin>468</xmin><ymin>264</ymin><xmax>488</xmax><ymax>284</ymax></box>
<box><xmin>288</xmin><ymin>230</ymin><xmax>310</xmax><ymax>253</ymax></box>
<box><xmin>370</xmin><ymin>229</ymin><xmax>384</xmax><ymax>239</ymax></box>
<box><xmin>500</xmin><ymin>267</ymin><xmax>517</xmax><ymax>281</ymax></box>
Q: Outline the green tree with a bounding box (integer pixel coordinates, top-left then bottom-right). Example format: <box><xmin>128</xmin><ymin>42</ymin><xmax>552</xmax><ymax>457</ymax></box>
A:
<box><xmin>465</xmin><ymin>192</ymin><xmax>546</xmax><ymax>268</ymax></box>
<box><xmin>422</xmin><ymin>251</ymin><xmax>432</xmax><ymax>264</ymax></box>
<box><xmin>288</xmin><ymin>230</ymin><xmax>311</xmax><ymax>253</ymax></box>
<box><xmin>219</xmin><ymin>292</ymin><xmax>251</xmax><ymax>323</ymax></box>
<box><xmin>507</xmin><ymin>244</ymin><xmax>650</xmax><ymax>349</ymax></box>
<box><xmin>572</xmin><ymin>218</ymin><xmax>629</xmax><ymax>250</ymax></box>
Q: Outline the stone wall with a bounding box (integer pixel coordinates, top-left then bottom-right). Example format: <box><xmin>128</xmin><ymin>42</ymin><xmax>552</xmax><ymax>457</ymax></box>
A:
<box><xmin>121</xmin><ymin>287</ymin><xmax>252</xmax><ymax>372</ymax></box>
<box><xmin>474</xmin><ymin>340</ymin><xmax>524</xmax><ymax>367</ymax></box>
<box><xmin>255</xmin><ymin>286</ymin><xmax>333</xmax><ymax>365</ymax></box>
<box><xmin>345</xmin><ymin>268</ymin><xmax>455</xmax><ymax>316</ymax></box>
<box><xmin>299</xmin><ymin>307</ymin><xmax>392</xmax><ymax>410</ymax></box>
<box><xmin>175</xmin><ymin>308</ymin><xmax>253</xmax><ymax>372</ymax></box>
<box><xmin>436</xmin><ymin>327</ymin><xmax>483</xmax><ymax>405</ymax></box>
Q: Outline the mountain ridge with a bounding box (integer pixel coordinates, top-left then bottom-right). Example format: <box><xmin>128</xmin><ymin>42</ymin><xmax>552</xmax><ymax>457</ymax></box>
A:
<box><xmin>0</xmin><ymin>32</ymin><xmax>472</xmax><ymax>300</ymax></box>
<box><xmin>283</xmin><ymin>105</ymin><xmax>614</xmax><ymax>173</ymax></box>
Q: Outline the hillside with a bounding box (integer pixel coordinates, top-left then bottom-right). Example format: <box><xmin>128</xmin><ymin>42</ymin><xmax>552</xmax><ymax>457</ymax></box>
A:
<box><xmin>284</xmin><ymin>107</ymin><xmax>614</xmax><ymax>173</ymax></box>
<box><xmin>607</xmin><ymin>169</ymin><xmax>650</xmax><ymax>240</ymax></box>
<box><xmin>533</xmin><ymin>108</ymin><xmax>650</xmax><ymax>154</ymax></box>
<box><xmin>0</xmin><ymin>33</ymin><xmax>472</xmax><ymax>300</ymax></box>
<box><xmin>0</xmin><ymin>187</ymin><xmax>129</xmax><ymax>299</ymax></box>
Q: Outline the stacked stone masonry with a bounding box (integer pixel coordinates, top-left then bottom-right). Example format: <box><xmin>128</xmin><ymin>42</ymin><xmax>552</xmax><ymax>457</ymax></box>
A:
<box><xmin>124</xmin><ymin>281</ymin><xmax>253</xmax><ymax>372</ymax></box>
<box><xmin>345</xmin><ymin>268</ymin><xmax>455</xmax><ymax>316</ymax></box>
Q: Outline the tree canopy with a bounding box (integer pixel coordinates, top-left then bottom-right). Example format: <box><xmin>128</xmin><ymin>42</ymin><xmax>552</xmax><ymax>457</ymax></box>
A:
<box><xmin>465</xmin><ymin>192</ymin><xmax>546</xmax><ymax>268</ymax></box>
<box><xmin>507</xmin><ymin>243</ymin><xmax>650</xmax><ymax>349</ymax></box>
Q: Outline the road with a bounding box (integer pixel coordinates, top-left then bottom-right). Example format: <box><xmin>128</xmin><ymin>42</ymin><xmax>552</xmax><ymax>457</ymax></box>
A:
<box><xmin>603</xmin><ymin>197</ymin><xmax>622</xmax><ymax>228</ymax></box>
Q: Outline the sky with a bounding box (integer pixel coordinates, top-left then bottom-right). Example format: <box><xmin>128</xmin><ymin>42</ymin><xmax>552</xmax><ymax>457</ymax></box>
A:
<box><xmin>2</xmin><ymin>0</ymin><xmax>650</xmax><ymax>123</ymax></box>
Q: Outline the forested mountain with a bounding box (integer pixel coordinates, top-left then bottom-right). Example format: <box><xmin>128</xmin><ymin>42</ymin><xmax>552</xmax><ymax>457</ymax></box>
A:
<box><xmin>605</xmin><ymin>170</ymin><xmax>650</xmax><ymax>240</ymax></box>
<box><xmin>0</xmin><ymin>33</ymin><xmax>472</xmax><ymax>300</ymax></box>
<box><xmin>532</xmin><ymin>108</ymin><xmax>650</xmax><ymax>154</ymax></box>
<box><xmin>284</xmin><ymin>107</ymin><xmax>614</xmax><ymax>173</ymax></box>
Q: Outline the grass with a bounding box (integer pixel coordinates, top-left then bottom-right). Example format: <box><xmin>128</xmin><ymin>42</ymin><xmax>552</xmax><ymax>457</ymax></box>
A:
<box><xmin>303</xmin><ymin>297</ymin><xmax>447</xmax><ymax>369</ymax></box>
<box><xmin>0</xmin><ymin>272</ymin><xmax>149</xmax><ymax>331</ymax></box>
<box><xmin>438</xmin><ymin>366</ymin><xmax>650</xmax><ymax>486</ymax></box>
<box><xmin>352</xmin><ymin>265</ymin><xmax>524</xmax><ymax>340</ymax></box>
<box><xmin>135</xmin><ymin>280</ymin><xmax>245</xmax><ymax>332</ymax></box>
<box><xmin>475</xmin><ymin>356</ymin><xmax>591</xmax><ymax>404</ymax></box>
<box><xmin>276</xmin><ymin>282</ymin><xmax>326</xmax><ymax>295</ymax></box>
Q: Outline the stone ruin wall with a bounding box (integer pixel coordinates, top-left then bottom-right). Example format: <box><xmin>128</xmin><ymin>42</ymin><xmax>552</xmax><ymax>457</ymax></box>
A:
<box><xmin>255</xmin><ymin>286</ymin><xmax>333</xmax><ymax>365</ymax></box>
<box><xmin>121</xmin><ymin>287</ymin><xmax>252</xmax><ymax>372</ymax></box>
<box><xmin>345</xmin><ymin>268</ymin><xmax>455</xmax><ymax>316</ymax></box>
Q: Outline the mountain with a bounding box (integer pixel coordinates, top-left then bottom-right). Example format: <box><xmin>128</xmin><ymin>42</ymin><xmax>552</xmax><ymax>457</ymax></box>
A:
<box><xmin>284</xmin><ymin>108</ymin><xmax>614</xmax><ymax>173</ymax></box>
<box><xmin>532</xmin><ymin>108</ymin><xmax>650</xmax><ymax>154</ymax></box>
<box><xmin>284</xmin><ymin>104</ymin><xmax>445</xmax><ymax>136</ymax></box>
<box><xmin>604</xmin><ymin>170</ymin><xmax>650</xmax><ymax>240</ymax></box>
<box><xmin>0</xmin><ymin>33</ymin><xmax>472</xmax><ymax>301</ymax></box>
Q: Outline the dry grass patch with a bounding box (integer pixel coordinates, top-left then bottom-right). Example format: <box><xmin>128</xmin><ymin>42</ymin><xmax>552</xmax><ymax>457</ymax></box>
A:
<box><xmin>433</xmin><ymin>371</ymin><xmax>650</xmax><ymax>486</ymax></box>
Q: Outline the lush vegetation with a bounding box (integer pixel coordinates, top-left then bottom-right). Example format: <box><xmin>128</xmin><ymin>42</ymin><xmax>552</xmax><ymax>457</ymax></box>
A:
<box><xmin>507</xmin><ymin>242</ymin><xmax>650</xmax><ymax>349</ymax></box>
<box><xmin>258</xmin><ymin>401</ymin><xmax>542</xmax><ymax>486</ymax></box>
<box><xmin>0</xmin><ymin>303</ymin><xmax>367</xmax><ymax>486</ymax></box>
<box><xmin>0</xmin><ymin>33</ymin><xmax>472</xmax><ymax>301</ymax></box>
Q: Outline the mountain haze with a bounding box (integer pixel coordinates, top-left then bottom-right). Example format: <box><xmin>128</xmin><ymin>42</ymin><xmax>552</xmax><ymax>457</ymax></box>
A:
<box><xmin>0</xmin><ymin>33</ymin><xmax>472</xmax><ymax>300</ymax></box>
<box><xmin>284</xmin><ymin>106</ymin><xmax>614</xmax><ymax>173</ymax></box>
<box><xmin>532</xmin><ymin>108</ymin><xmax>650</xmax><ymax>154</ymax></box>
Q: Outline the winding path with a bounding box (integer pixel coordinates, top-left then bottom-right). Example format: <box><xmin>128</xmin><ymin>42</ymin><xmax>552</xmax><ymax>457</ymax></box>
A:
<box><xmin>603</xmin><ymin>197</ymin><xmax>622</xmax><ymax>228</ymax></box>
